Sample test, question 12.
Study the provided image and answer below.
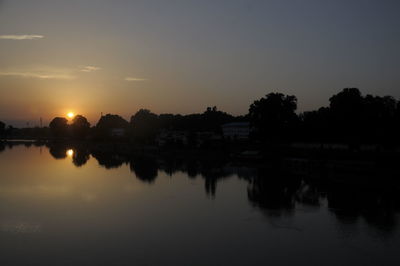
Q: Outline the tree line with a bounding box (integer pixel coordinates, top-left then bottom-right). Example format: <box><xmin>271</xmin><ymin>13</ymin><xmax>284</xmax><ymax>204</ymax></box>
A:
<box><xmin>1</xmin><ymin>88</ymin><xmax>400</xmax><ymax>146</ymax></box>
<box><xmin>250</xmin><ymin>88</ymin><xmax>400</xmax><ymax>146</ymax></box>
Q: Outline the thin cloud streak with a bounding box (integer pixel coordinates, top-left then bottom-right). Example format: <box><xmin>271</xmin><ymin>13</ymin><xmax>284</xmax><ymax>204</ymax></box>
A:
<box><xmin>0</xmin><ymin>71</ymin><xmax>75</xmax><ymax>80</ymax></box>
<box><xmin>125</xmin><ymin>77</ymin><xmax>148</xmax><ymax>81</ymax></box>
<box><xmin>0</xmin><ymin>35</ymin><xmax>44</xmax><ymax>40</ymax></box>
<box><xmin>80</xmin><ymin>66</ymin><xmax>101</xmax><ymax>72</ymax></box>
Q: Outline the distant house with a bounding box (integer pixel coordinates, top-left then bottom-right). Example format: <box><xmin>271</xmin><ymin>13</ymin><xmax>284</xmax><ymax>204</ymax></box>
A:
<box><xmin>221</xmin><ymin>122</ymin><xmax>250</xmax><ymax>140</ymax></box>
<box><xmin>110</xmin><ymin>128</ymin><xmax>125</xmax><ymax>137</ymax></box>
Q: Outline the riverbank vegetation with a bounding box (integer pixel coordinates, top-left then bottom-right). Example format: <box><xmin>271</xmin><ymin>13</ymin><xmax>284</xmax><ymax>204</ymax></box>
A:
<box><xmin>1</xmin><ymin>88</ymin><xmax>400</xmax><ymax>150</ymax></box>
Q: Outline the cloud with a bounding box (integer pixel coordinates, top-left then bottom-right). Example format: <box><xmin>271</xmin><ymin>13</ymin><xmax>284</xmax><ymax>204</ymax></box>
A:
<box><xmin>0</xmin><ymin>35</ymin><xmax>44</xmax><ymax>40</ymax></box>
<box><xmin>125</xmin><ymin>77</ymin><xmax>148</xmax><ymax>82</ymax></box>
<box><xmin>80</xmin><ymin>66</ymin><xmax>101</xmax><ymax>72</ymax></box>
<box><xmin>0</xmin><ymin>71</ymin><xmax>75</xmax><ymax>80</ymax></box>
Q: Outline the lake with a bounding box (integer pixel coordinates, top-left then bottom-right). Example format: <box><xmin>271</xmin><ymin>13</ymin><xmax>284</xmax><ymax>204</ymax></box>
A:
<box><xmin>0</xmin><ymin>143</ymin><xmax>400</xmax><ymax>266</ymax></box>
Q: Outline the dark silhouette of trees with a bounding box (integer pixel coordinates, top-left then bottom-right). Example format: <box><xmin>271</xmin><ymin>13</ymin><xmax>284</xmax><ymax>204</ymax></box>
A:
<box><xmin>0</xmin><ymin>121</ymin><xmax>5</xmax><ymax>137</ymax></box>
<box><xmin>70</xmin><ymin>115</ymin><xmax>91</xmax><ymax>139</ymax></box>
<box><xmin>180</xmin><ymin>107</ymin><xmax>234</xmax><ymax>132</ymax></box>
<box><xmin>201</xmin><ymin>106</ymin><xmax>234</xmax><ymax>132</ymax></box>
<box><xmin>3</xmin><ymin>87</ymin><xmax>400</xmax><ymax>147</ymax></box>
<box><xmin>157</xmin><ymin>107</ymin><xmax>234</xmax><ymax>133</ymax></box>
<box><xmin>300</xmin><ymin>107</ymin><xmax>331</xmax><ymax>142</ymax></box>
<box><xmin>126</xmin><ymin>107</ymin><xmax>235</xmax><ymax>146</ymax></box>
<box><xmin>130</xmin><ymin>109</ymin><xmax>159</xmax><ymax>143</ymax></box>
<box><xmin>300</xmin><ymin>88</ymin><xmax>399</xmax><ymax>146</ymax></box>
<box><xmin>95</xmin><ymin>114</ymin><xmax>129</xmax><ymax>139</ymax></box>
<box><xmin>362</xmin><ymin>94</ymin><xmax>397</xmax><ymax>145</ymax></box>
<box><xmin>329</xmin><ymin>88</ymin><xmax>364</xmax><ymax>144</ymax></box>
<box><xmin>96</xmin><ymin>114</ymin><xmax>129</xmax><ymax>129</ymax></box>
<box><xmin>249</xmin><ymin>93</ymin><xmax>298</xmax><ymax>142</ymax></box>
<box><xmin>49</xmin><ymin>117</ymin><xmax>69</xmax><ymax>138</ymax></box>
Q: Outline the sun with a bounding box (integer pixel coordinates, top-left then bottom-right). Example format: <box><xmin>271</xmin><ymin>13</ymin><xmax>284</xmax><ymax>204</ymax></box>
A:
<box><xmin>67</xmin><ymin>112</ymin><xmax>75</xmax><ymax>119</ymax></box>
<box><xmin>66</xmin><ymin>149</ymin><xmax>74</xmax><ymax>157</ymax></box>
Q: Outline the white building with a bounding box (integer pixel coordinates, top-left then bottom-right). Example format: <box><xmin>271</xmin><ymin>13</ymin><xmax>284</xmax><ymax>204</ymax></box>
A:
<box><xmin>221</xmin><ymin>122</ymin><xmax>250</xmax><ymax>140</ymax></box>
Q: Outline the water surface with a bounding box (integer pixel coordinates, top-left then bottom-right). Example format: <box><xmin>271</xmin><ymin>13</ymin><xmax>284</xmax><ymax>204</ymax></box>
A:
<box><xmin>0</xmin><ymin>144</ymin><xmax>399</xmax><ymax>266</ymax></box>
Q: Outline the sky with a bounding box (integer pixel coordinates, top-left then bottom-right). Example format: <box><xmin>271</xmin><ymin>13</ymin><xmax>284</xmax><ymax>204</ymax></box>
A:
<box><xmin>0</xmin><ymin>0</ymin><xmax>400</xmax><ymax>127</ymax></box>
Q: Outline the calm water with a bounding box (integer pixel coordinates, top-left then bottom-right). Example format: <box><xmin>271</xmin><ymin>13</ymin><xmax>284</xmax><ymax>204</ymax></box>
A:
<box><xmin>0</xmin><ymin>144</ymin><xmax>400</xmax><ymax>266</ymax></box>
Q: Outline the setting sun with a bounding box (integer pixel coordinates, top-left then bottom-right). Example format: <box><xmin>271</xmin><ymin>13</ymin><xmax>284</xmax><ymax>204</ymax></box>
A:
<box><xmin>67</xmin><ymin>112</ymin><xmax>75</xmax><ymax>119</ymax></box>
<box><xmin>66</xmin><ymin>149</ymin><xmax>74</xmax><ymax>157</ymax></box>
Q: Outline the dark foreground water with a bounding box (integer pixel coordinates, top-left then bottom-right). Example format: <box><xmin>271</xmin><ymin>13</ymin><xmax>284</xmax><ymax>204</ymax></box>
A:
<box><xmin>0</xmin><ymin>144</ymin><xmax>400</xmax><ymax>266</ymax></box>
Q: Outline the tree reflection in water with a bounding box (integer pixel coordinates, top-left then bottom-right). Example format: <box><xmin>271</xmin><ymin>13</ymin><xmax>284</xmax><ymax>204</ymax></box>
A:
<box><xmin>48</xmin><ymin>144</ymin><xmax>68</xmax><ymax>160</ymax></box>
<box><xmin>91</xmin><ymin>151</ymin><xmax>127</xmax><ymax>169</ymax></box>
<box><xmin>129</xmin><ymin>156</ymin><xmax>158</xmax><ymax>183</ymax></box>
<box><xmin>72</xmin><ymin>148</ymin><xmax>90</xmax><ymax>167</ymax></box>
<box><xmin>4</xmin><ymin>141</ymin><xmax>400</xmax><ymax>235</ymax></box>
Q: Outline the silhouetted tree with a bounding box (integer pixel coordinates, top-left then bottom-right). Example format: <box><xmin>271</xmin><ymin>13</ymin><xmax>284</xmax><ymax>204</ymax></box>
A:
<box><xmin>297</xmin><ymin>88</ymin><xmax>400</xmax><ymax>145</ymax></box>
<box><xmin>363</xmin><ymin>94</ymin><xmax>397</xmax><ymax>144</ymax></box>
<box><xmin>201</xmin><ymin>106</ymin><xmax>234</xmax><ymax>133</ymax></box>
<box><xmin>70</xmin><ymin>115</ymin><xmax>91</xmax><ymax>139</ymax></box>
<box><xmin>0</xmin><ymin>121</ymin><xmax>5</xmax><ymax>137</ymax></box>
<box><xmin>300</xmin><ymin>107</ymin><xmax>332</xmax><ymax>142</ymax></box>
<box><xmin>249</xmin><ymin>93</ymin><xmax>298</xmax><ymax>142</ymax></box>
<box><xmin>323</xmin><ymin>88</ymin><xmax>399</xmax><ymax>146</ymax></box>
<box><xmin>49</xmin><ymin>117</ymin><xmax>69</xmax><ymax>138</ymax></box>
<box><xmin>3</xmin><ymin>87</ymin><xmax>399</xmax><ymax>146</ymax></box>
<box><xmin>130</xmin><ymin>109</ymin><xmax>159</xmax><ymax>143</ymax></box>
<box><xmin>329</xmin><ymin>88</ymin><xmax>364</xmax><ymax>143</ymax></box>
<box><xmin>95</xmin><ymin>114</ymin><xmax>129</xmax><ymax>139</ymax></box>
<box><xmin>156</xmin><ymin>107</ymin><xmax>234</xmax><ymax>134</ymax></box>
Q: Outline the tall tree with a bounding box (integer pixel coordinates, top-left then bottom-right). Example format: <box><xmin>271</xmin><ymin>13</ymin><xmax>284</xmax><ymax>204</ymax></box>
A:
<box><xmin>70</xmin><ymin>115</ymin><xmax>91</xmax><ymax>139</ymax></box>
<box><xmin>96</xmin><ymin>114</ymin><xmax>129</xmax><ymax>129</ymax></box>
<box><xmin>201</xmin><ymin>106</ymin><xmax>234</xmax><ymax>133</ymax></box>
<box><xmin>49</xmin><ymin>117</ymin><xmax>69</xmax><ymax>138</ymax></box>
<box><xmin>130</xmin><ymin>109</ymin><xmax>159</xmax><ymax>143</ymax></box>
<box><xmin>248</xmin><ymin>92</ymin><xmax>298</xmax><ymax>142</ymax></box>
<box><xmin>95</xmin><ymin>114</ymin><xmax>129</xmax><ymax>139</ymax></box>
<box><xmin>329</xmin><ymin>88</ymin><xmax>364</xmax><ymax>127</ymax></box>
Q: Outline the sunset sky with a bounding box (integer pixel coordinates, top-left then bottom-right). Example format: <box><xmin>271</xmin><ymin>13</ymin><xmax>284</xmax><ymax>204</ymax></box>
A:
<box><xmin>1</xmin><ymin>0</ymin><xmax>400</xmax><ymax>127</ymax></box>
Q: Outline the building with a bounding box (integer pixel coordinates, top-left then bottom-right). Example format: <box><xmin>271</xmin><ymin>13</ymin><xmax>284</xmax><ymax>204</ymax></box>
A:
<box><xmin>221</xmin><ymin>122</ymin><xmax>250</xmax><ymax>140</ymax></box>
